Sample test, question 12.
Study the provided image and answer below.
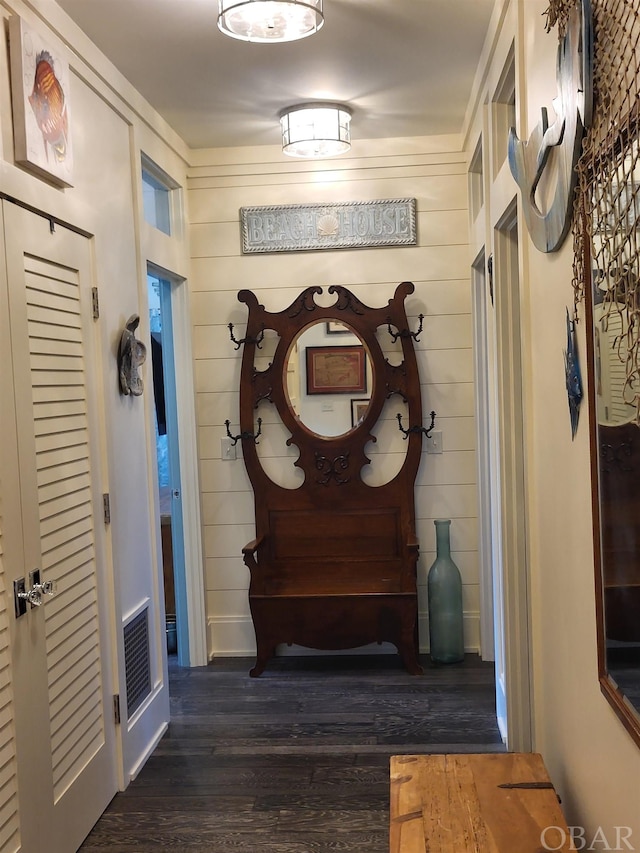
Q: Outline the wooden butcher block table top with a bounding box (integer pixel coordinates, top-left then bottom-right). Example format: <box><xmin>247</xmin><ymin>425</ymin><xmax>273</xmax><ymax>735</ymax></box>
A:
<box><xmin>390</xmin><ymin>752</ymin><xmax>572</xmax><ymax>852</ymax></box>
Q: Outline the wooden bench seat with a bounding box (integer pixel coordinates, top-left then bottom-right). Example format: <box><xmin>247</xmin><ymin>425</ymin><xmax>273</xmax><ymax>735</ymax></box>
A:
<box><xmin>390</xmin><ymin>753</ymin><xmax>572</xmax><ymax>852</ymax></box>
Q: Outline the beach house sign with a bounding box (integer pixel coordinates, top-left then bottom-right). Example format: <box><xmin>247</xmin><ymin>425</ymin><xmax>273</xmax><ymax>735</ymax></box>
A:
<box><xmin>240</xmin><ymin>198</ymin><xmax>417</xmax><ymax>254</ymax></box>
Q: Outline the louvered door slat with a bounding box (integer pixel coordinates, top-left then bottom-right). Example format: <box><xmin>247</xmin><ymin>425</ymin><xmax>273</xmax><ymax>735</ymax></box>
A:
<box><xmin>38</xmin><ymin>477</ymin><xmax>92</xmax><ymax>510</ymax></box>
<box><xmin>25</xmin><ymin>310</ymin><xmax>82</xmax><ymax>338</ymax></box>
<box><xmin>37</xmin><ymin>487</ymin><xmax>92</xmax><ymax>522</ymax></box>
<box><xmin>25</xmin><ymin>262</ymin><xmax>106</xmax><ymax>801</ymax></box>
<box><xmin>32</xmin><ymin>385</ymin><xmax>84</xmax><ymax>404</ymax></box>
<box><xmin>48</xmin><ymin>655</ymin><xmax>100</xmax><ymax>715</ymax></box>
<box><xmin>41</xmin><ymin>537</ymin><xmax>93</xmax><ymax>576</ymax></box>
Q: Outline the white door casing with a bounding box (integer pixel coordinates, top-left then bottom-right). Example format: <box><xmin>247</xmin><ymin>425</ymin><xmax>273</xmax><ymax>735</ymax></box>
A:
<box><xmin>493</xmin><ymin>207</ymin><xmax>533</xmax><ymax>753</ymax></box>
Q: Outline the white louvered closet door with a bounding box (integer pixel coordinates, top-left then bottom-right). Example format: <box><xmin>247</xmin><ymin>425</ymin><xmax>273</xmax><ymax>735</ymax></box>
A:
<box><xmin>0</xmin><ymin>201</ymin><xmax>118</xmax><ymax>853</ymax></box>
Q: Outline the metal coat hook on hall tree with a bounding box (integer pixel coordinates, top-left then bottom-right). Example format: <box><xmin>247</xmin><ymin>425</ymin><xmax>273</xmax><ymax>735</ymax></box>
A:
<box><xmin>397</xmin><ymin>410</ymin><xmax>436</xmax><ymax>439</ymax></box>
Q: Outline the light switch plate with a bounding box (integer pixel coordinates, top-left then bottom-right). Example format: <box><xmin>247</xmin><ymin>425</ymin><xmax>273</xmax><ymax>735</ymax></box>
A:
<box><xmin>426</xmin><ymin>430</ymin><xmax>443</xmax><ymax>454</ymax></box>
<box><xmin>221</xmin><ymin>437</ymin><xmax>237</xmax><ymax>461</ymax></box>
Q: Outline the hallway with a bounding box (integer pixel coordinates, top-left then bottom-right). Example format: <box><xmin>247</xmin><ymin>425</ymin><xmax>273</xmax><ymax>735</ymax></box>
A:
<box><xmin>80</xmin><ymin>654</ymin><xmax>503</xmax><ymax>852</ymax></box>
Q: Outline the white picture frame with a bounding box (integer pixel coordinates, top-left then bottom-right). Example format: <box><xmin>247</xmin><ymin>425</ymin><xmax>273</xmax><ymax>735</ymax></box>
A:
<box><xmin>9</xmin><ymin>16</ymin><xmax>73</xmax><ymax>187</ymax></box>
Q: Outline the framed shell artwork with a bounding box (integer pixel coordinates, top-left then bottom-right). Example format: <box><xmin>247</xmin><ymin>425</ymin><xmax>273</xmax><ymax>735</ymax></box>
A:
<box><xmin>9</xmin><ymin>16</ymin><xmax>73</xmax><ymax>187</ymax></box>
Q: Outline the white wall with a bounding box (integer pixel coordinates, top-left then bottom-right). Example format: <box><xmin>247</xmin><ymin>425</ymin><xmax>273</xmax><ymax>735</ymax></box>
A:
<box><xmin>187</xmin><ymin>138</ymin><xmax>481</xmax><ymax>658</ymax></box>
<box><xmin>466</xmin><ymin>0</ymin><xmax>640</xmax><ymax>838</ymax></box>
<box><xmin>0</xmin><ymin>0</ymin><xmax>194</xmax><ymax>782</ymax></box>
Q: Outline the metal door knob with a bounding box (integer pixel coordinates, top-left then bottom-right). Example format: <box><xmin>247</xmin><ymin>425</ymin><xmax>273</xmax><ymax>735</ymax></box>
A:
<box><xmin>17</xmin><ymin>580</ymin><xmax>56</xmax><ymax>607</ymax></box>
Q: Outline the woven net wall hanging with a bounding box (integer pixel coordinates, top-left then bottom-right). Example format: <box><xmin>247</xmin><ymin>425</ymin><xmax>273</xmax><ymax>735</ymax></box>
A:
<box><xmin>555</xmin><ymin>0</ymin><xmax>640</xmax><ymax>417</ymax></box>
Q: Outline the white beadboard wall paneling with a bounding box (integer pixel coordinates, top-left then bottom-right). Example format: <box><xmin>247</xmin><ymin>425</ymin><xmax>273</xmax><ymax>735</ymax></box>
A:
<box><xmin>417</xmin><ymin>516</ymin><xmax>479</xmax><ymax>554</ymax></box>
<box><xmin>197</xmin><ymin>391</ymin><xmax>240</xmax><ymax>427</ymax></box>
<box><xmin>189</xmin><ymin>245</ymin><xmax>470</xmax><ymax>294</ymax></box>
<box><xmin>190</xmin><ymin>209</ymin><xmax>469</xmax><ymax>259</ymax></box>
<box><xmin>207</xmin><ymin>618</ymin><xmax>256</xmax><ymax>659</ymax></box>
<box><xmin>193</xmin><ymin>324</ymin><xmax>242</xmax><ymax>360</ymax></box>
<box><xmin>203</xmin><ymin>524</ymin><xmax>257</xmax><ymax>559</ymax></box>
<box><xmin>190</xmin><ymin>145</ymin><xmax>466</xmax><ymax>171</ymax></box>
<box><xmin>364</xmin><ymin>416</ymin><xmax>476</xmax><ymax>456</ymax></box>
<box><xmin>188</xmin><ymin>139</ymin><xmax>477</xmax><ymax>658</ymax></box>
<box><xmin>194</xmin><ymin>357</ymin><xmax>241</xmax><ymax>395</ymax></box>
<box><xmin>430</xmin><ymin>416</ymin><xmax>476</xmax><ymax>451</ymax></box>
<box><xmin>193</xmin><ymin>352</ymin><xmax>240</xmax><ymax>392</ymax></box>
<box><xmin>207</xmin><ymin>590</ymin><xmax>252</xmax><ymax>620</ymax></box>
<box><xmin>187</xmin><ymin>162</ymin><xmax>468</xmax><ymax>192</ymax></box>
<box><xmin>423</xmin><ymin>382</ymin><xmax>475</xmax><ymax>418</ymax></box>
<box><xmin>188</xmin><ymin>135</ymin><xmax>464</xmax><ymax>169</ymax></box>
<box><xmin>206</xmin><ymin>557</ymin><xmax>250</xmax><ymax>591</ymax></box>
<box><xmin>408</xmin><ymin>279</ymin><xmax>472</xmax><ymax>315</ymax></box>
<box><xmin>190</xmin><ymin>280</ymin><xmax>470</xmax><ymax>321</ymax></box>
<box><xmin>416</xmin><ymin>314</ymin><xmax>473</xmax><ymax>350</ymax></box>
<box><xmin>415</xmin><ymin>484</ymin><xmax>478</xmax><ymax>520</ymax></box>
<box><xmin>188</xmin><ymin>174</ymin><xmax>468</xmax><ymax>224</ymax></box>
<box><xmin>201</xmin><ymin>491</ymin><xmax>255</xmax><ymax>527</ymax></box>
<box><xmin>199</xmin><ymin>457</ymin><xmax>251</xmax><ymax>494</ymax></box>
<box><xmin>417</xmin><ymin>451</ymin><xmax>477</xmax><ymax>487</ymax></box>
<box><xmin>418</xmin><ymin>348</ymin><xmax>474</xmax><ymax>385</ymax></box>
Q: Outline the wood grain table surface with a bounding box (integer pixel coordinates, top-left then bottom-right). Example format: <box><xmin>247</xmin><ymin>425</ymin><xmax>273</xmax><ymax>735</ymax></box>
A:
<box><xmin>390</xmin><ymin>752</ymin><xmax>572</xmax><ymax>852</ymax></box>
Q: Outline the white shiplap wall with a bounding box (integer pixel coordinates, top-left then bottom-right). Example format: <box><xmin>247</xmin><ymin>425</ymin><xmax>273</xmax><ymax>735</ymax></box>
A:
<box><xmin>187</xmin><ymin>137</ymin><xmax>479</xmax><ymax>658</ymax></box>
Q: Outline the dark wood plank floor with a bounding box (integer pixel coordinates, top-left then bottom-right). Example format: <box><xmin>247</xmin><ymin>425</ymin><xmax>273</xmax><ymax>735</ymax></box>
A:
<box><xmin>80</xmin><ymin>653</ymin><xmax>504</xmax><ymax>852</ymax></box>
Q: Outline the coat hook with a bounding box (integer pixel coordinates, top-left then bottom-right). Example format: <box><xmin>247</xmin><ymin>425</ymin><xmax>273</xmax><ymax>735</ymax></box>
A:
<box><xmin>387</xmin><ymin>314</ymin><xmax>424</xmax><ymax>343</ymax></box>
<box><xmin>225</xmin><ymin>418</ymin><xmax>262</xmax><ymax>445</ymax></box>
<box><xmin>228</xmin><ymin>323</ymin><xmax>265</xmax><ymax>350</ymax></box>
<box><xmin>396</xmin><ymin>410</ymin><xmax>436</xmax><ymax>439</ymax></box>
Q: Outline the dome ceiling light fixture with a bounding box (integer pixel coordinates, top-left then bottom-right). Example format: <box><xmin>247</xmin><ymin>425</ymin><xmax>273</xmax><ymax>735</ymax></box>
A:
<box><xmin>217</xmin><ymin>0</ymin><xmax>323</xmax><ymax>43</ymax></box>
<box><xmin>280</xmin><ymin>103</ymin><xmax>352</xmax><ymax>159</ymax></box>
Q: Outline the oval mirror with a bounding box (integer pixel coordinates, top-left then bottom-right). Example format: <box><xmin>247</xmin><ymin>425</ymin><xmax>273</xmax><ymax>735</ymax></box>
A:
<box><xmin>285</xmin><ymin>319</ymin><xmax>373</xmax><ymax>437</ymax></box>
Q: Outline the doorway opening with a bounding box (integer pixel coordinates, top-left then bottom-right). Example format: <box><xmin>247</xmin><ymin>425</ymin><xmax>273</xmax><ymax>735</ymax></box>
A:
<box><xmin>492</xmin><ymin>205</ymin><xmax>533</xmax><ymax>751</ymax></box>
<box><xmin>148</xmin><ymin>270</ymin><xmax>190</xmax><ymax>666</ymax></box>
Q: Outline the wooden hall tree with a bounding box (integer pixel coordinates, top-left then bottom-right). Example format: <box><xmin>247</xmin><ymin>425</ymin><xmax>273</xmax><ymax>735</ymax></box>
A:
<box><xmin>234</xmin><ymin>282</ymin><xmax>427</xmax><ymax>677</ymax></box>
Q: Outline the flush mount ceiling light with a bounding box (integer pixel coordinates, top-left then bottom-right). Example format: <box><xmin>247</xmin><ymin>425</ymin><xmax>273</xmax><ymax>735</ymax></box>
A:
<box><xmin>217</xmin><ymin>0</ymin><xmax>323</xmax><ymax>43</ymax></box>
<box><xmin>280</xmin><ymin>103</ymin><xmax>352</xmax><ymax>159</ymax></box>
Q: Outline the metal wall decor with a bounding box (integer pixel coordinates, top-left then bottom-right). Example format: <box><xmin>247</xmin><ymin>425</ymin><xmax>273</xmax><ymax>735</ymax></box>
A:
<box><xmin>240</xmin><ymin>199</ymin><xmax>417</xmax><ymax>254</ymax></box>
<box><xmin>564</xmin><ymin>308</ymin><xmax>583</xmax><ymax>439</ymax></box>
<box><xmin>509</xmin><ymin>0</ymin><xmax>593</xmax><ymax>252</ymax></box>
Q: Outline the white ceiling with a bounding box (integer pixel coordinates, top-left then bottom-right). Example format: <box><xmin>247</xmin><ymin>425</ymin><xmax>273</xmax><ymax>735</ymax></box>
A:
<box><xmin>55</xmin><ymin>0</ymin><xmax>495</xmax><ymax>151</ymax></box>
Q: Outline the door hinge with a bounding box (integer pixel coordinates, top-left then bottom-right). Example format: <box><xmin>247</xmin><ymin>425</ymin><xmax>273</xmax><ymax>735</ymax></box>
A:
<box><xmin>92</xmin><ymin>287</ymin><xmax>100</xmax><ymax>319</ymax></box>
<box><xmin>113</xmin><ymin>694</ymin><xmax>121</xmax><ymax>725</ymax></box>
<box><xmin>103</xmin><ymin>493</ymin><xmax>111</xmax><ymax>524</ymax></box>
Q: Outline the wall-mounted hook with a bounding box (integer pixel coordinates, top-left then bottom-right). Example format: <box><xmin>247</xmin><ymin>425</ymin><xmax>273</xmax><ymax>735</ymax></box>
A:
<box><xmin>386</xmin><ymin>314</ymin><xmax>424</xmax><ymax>343</ymax></box>
<box><xmin>228</xmin><ymin>323</ymin><xmax>265</xmax><ymax>350</ymax></box>
<box><xmin>396</xmin><ymin>410</ymin><xmax>436</xmax><ymax>440</ymax></box>
<box><xmin>225</xmin><ymin>418</ymin><xmax>262</xmax><ymax>445</ymax></box>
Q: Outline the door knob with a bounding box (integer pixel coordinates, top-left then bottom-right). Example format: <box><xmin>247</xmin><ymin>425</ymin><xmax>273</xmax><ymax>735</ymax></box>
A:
<box><xmin>17</xmin><ymin>579</ymin><xmax>56</xmax><ymax>608</ymax></box>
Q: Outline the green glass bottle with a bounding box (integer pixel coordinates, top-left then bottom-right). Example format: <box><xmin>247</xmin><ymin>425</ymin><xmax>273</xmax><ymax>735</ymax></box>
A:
<box><xmin>427</xmin><ymin>519</ymin><xmax>464</xmax><ymax>664</ymax></box>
